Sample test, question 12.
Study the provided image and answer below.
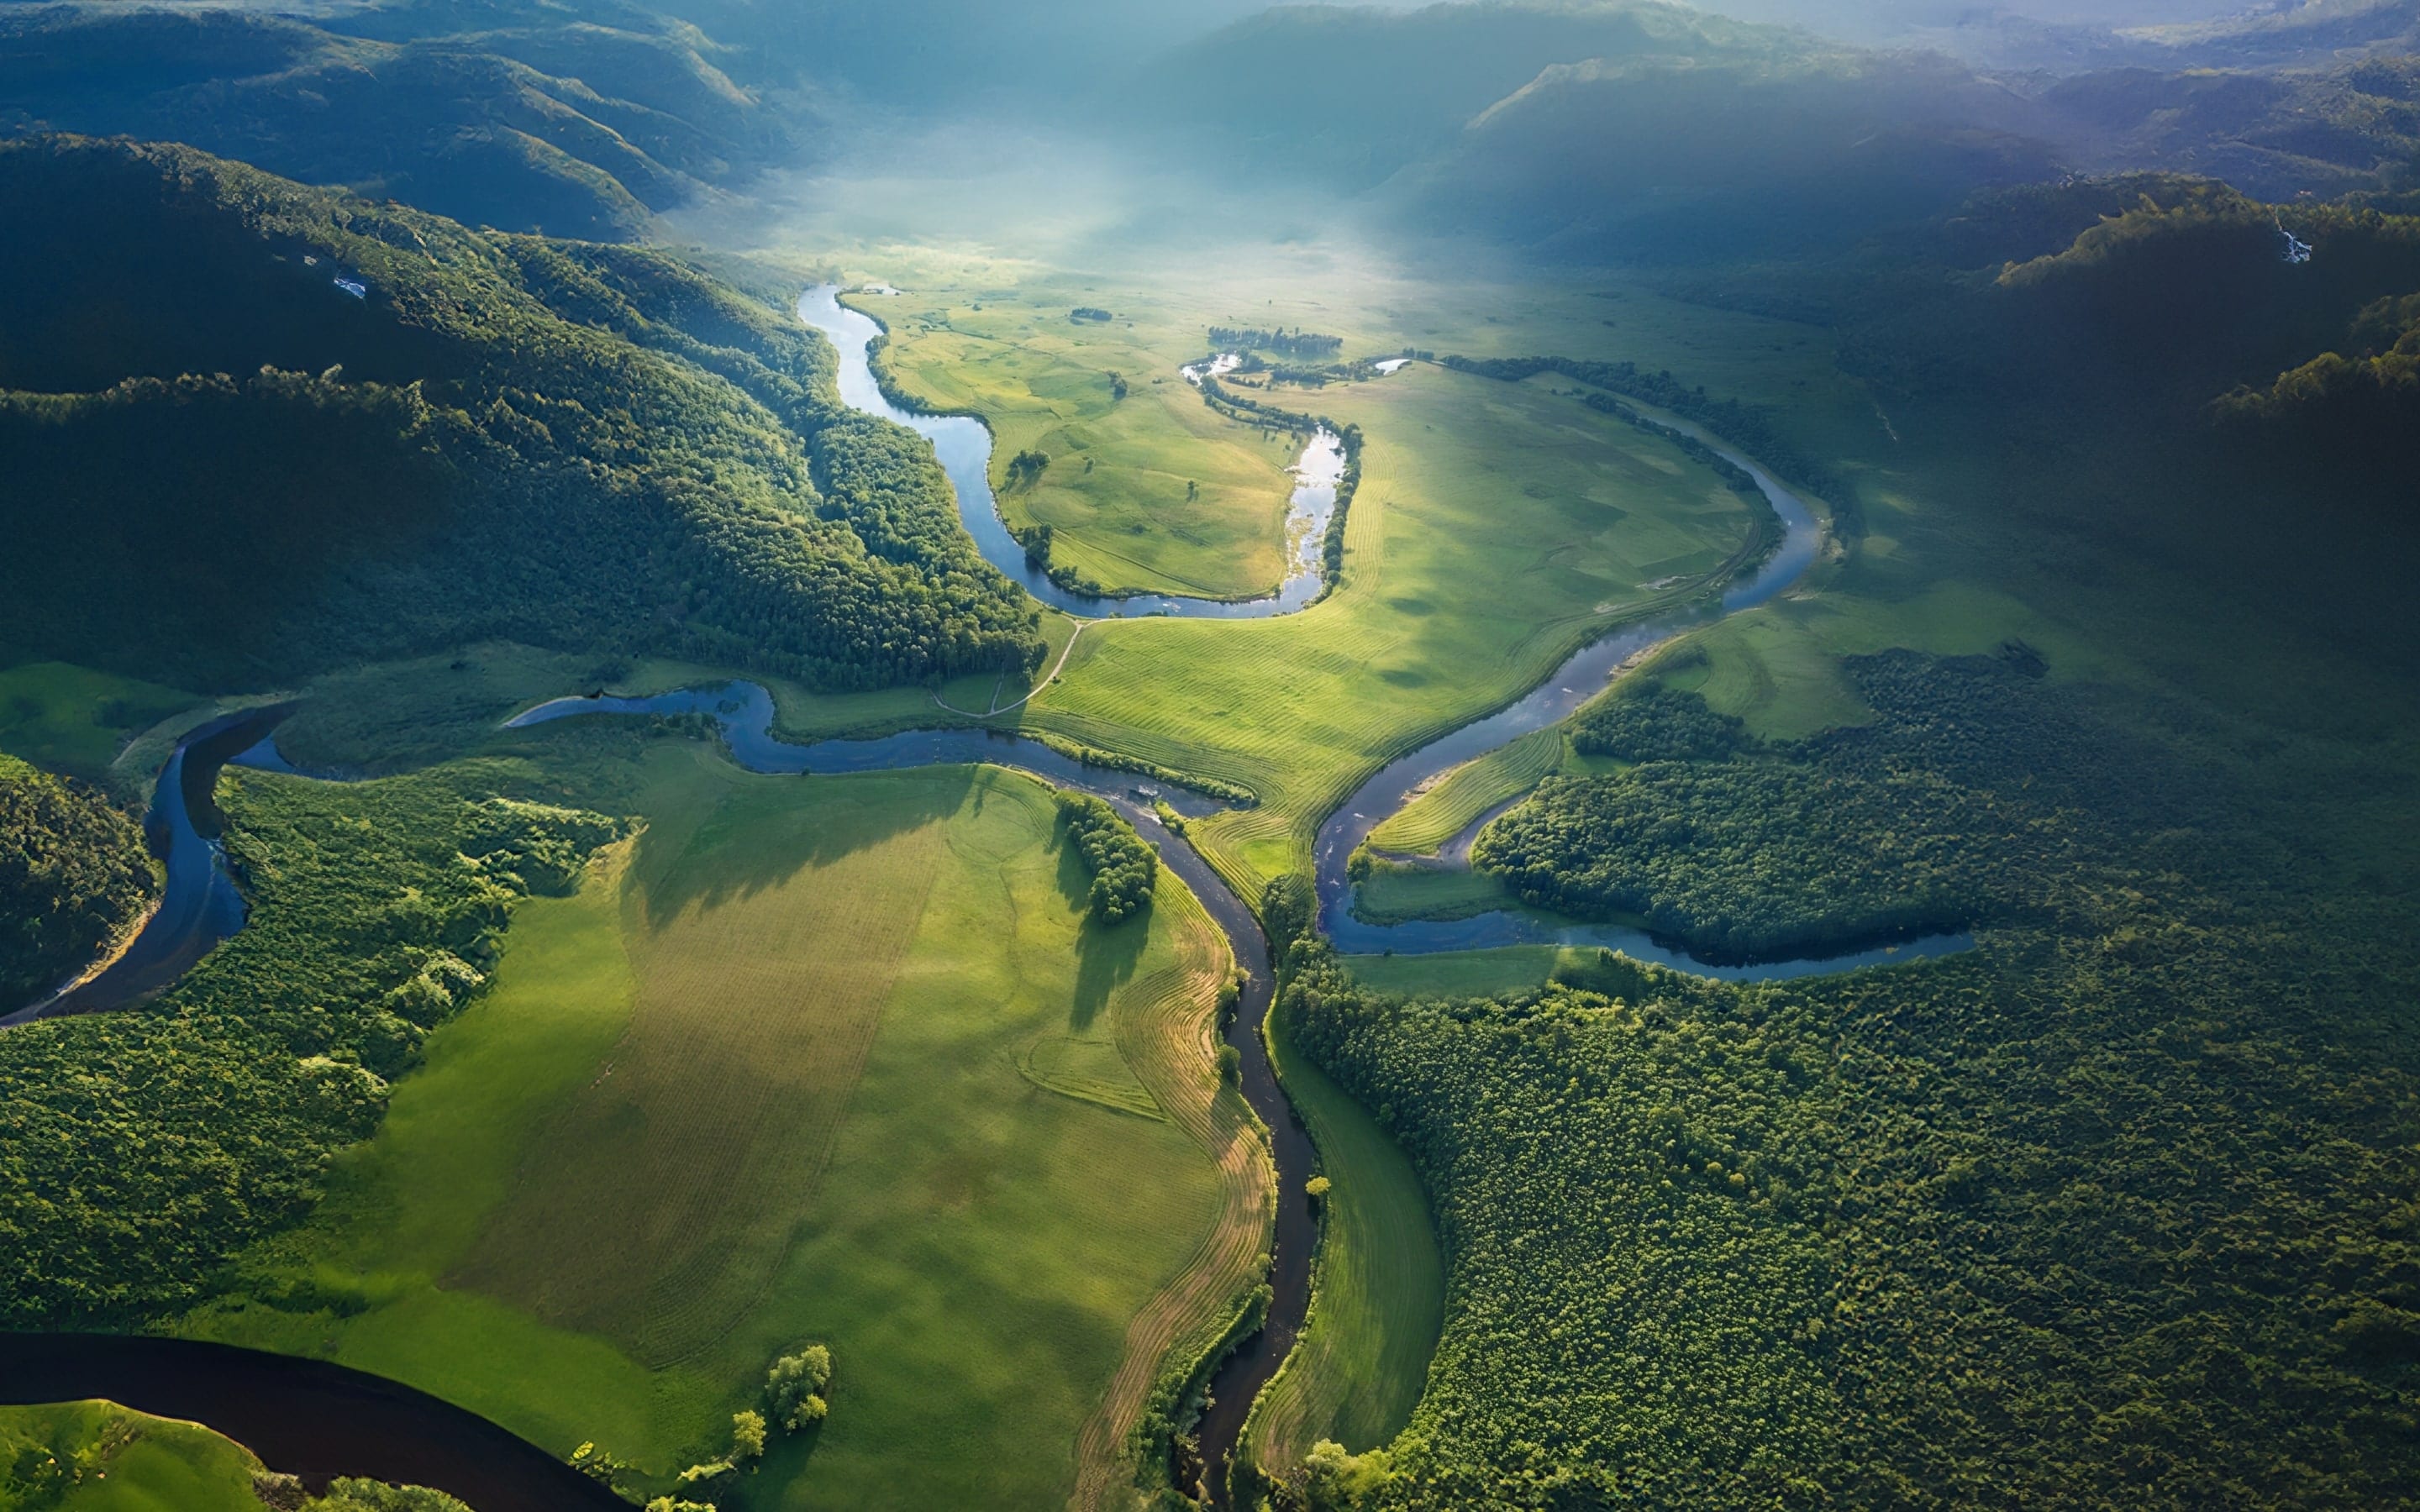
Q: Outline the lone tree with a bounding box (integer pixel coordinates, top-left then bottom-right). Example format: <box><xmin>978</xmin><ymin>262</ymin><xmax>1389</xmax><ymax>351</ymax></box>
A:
<box><xmin>766</xmin><ymin>1344</ymin><xmax>834</xmax><ymax>1432</ymax></box>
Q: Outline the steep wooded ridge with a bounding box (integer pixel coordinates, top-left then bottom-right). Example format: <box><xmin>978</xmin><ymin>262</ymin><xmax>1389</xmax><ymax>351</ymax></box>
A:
<box><xmin>1284</xmin><ymin>651</ymin><xmax>2420</xmax><ymax>1508</ymax></box>
<box><xmin>0</xmin><ymin>755</ymin><xmax>155</xmax><ymax>1012</ymax></box>
<box><xmin>0</xmin><ymin>135</ymin><xmax>1043</xmax><ymax>691</ymax></box>
<box><xmin>0</xmin><ymin>0</ymin><xmax>798</xmax><ymax>240</ymax></box>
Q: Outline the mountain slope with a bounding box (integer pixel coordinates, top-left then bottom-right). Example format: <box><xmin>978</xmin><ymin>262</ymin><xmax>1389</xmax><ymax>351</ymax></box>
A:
<box><xmin>0</xmin><ymin>3</ymin><xmax>801</xmax><ymax>239</ymax></box>
<box><xmin>1134</xmin><ymin>0</ymin><xmax>1802</xmax><ymax>189</ymax></box>
<box><xmin>0</xmin><ymin>134</ymin><xmax>1042</xmax><ymax>690</ymax></box>
<box><xmin>1387</xmin><ymin>49</ymin><xmax>2063</xmax><ymax>260</ymax></box>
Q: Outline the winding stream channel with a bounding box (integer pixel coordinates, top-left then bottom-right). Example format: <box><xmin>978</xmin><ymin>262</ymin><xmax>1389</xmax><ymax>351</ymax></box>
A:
<box><xmin>798</xmin><ymin>286</ymin><xmax>1345</xmax><ymax>618</ymax></box>
<box><xmin>4</xmin><ymin>286</ymin><xmax>1972</xmax><ymax>1504</ymax></box>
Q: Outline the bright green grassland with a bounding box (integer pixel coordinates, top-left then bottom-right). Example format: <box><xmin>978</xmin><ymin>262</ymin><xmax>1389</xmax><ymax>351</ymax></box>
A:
<box><xmin>185</xmin><ymin>747</ymin><xmax>1247</xmax><ymax>1510</ymax></box>
<box><xmin>1022</xmin><ymin>364</ymin><xmax>1768</xmax><ymax>898</ymax></box>
<box><xmin>865</xmin><ymin>291</ymin><xmax>1301</xmax><ymax>598</ymax></box>
<box><xmin>1239</xmin><ymin>1006</ymin><xmax>1444</xmax><ymax>1488</ymax></box>
<box><xmin>0</xmin><ymin>1402</ymin><xmax>265</xmax><ymax>1512</ymax></box>
<box><xmin>825</xmin><ymin>260</ymin><xmax>1843</xmax><ymax>1498</ymax></box>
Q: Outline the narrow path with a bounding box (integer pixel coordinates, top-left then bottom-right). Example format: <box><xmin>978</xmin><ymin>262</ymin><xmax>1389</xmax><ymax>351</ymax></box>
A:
<box><xmin>932</xmin><ymin>622</ymin><xmax>1086</xmax><ymax>719</ymax></box>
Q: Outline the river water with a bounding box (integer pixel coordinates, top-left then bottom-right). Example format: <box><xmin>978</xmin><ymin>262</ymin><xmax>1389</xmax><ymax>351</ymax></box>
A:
<box><xmin>796</xmin><ymin>285</ymin><xmax>1344</xmax><ymax>617</ymax></box>
<box><xmin>2</xmin><ymin>291</ymin><xmax>1974</xmax><ymax>1506</ymax></box>
<box><xmin>0</xmin><ymin>704</ymin><xmax>293</xmax><ymax>1027</ymax></box>
<box><xmin>0</xmin><ymin>1333</ymin><xmax>625</xmax><ymax>1511</ymax></box>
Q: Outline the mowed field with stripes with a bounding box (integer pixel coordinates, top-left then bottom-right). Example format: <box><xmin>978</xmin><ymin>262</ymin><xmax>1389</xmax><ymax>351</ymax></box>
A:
<box><xmin>184</xmin><ymin>744</ymin><xmax>1259</xmax><ymax>1510</ymax></box>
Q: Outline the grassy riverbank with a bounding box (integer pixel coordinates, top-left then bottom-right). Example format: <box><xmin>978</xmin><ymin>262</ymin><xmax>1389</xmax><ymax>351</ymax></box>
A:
<box><xmin>181</xmin><ymin>743</ymin><xmax>1254</xmax><ymax>1510</ymax></box>
<box><xmin>829</xmin><ymin>250</ymin><xmax>1839</xmax><ymax>1499</ymax></box>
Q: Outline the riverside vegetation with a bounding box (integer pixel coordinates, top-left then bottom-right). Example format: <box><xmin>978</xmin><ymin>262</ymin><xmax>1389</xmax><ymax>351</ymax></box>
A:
<box><xmin>0</xmin><ymin>136</ymin><xmax>1043</xmax><ymax>694</ymax></box>
<box><xmin>0</xmin><ymin>1400</ymin><xmax>477</xmax><ymax>1512</ymax></box>
<box><xmin>0</xmin><ymin>757</ymin><xmax>155</xmax><ymax>1011</ymax></box>
<box><xmin>1278</xmin><ymin>648</ymin><xmax>2420</xmax><ymax>1506</ymax></box>
<box><xmin>0</xmin><ymin>763</ymin><xmax>624</xmax><ymax>1326</ymax></box>
<box><xmin>5</xmin><ymin>4</ymin><xmax>2420</xmax><ymax>1507</ymax></box>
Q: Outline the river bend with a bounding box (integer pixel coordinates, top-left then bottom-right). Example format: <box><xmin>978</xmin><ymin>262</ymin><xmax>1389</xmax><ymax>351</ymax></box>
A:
<box><xmin>1</xmin><ymin>294</ymin><xmax>1975</xmax><ymax>1507</ymax></box>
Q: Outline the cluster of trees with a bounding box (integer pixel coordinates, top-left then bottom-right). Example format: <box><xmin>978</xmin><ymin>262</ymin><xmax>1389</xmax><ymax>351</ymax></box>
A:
<box><xmin>1070</xmin><ymin>307</ymin><xmax>1114</xmax><ymax>323</ymax></box>
<box><xmin>765</xmin><ymin>1344</ymin><xmax>834</xmax><ymax>1430</ymax></box>
<box><xmin>1570</xmin><ymin>681</ymin><xmax>1755</xmax><ymax>764</ymax></box>
<box><xmin>1007</xmin><ymin>447</ymin><xmax>1051</xmax><ymax>486</ymax></box>
<box><xmin>581</xmin><ymin>1342</ymin><xmax>833</xmax><ymax>1509</ymax></box>
<box><xmin>1274</xmin><ymin>646</ymin><xmax>2420</xmax><ymax>1506</ymax></box>
<box><xmin>264</xmin><ymin>1478</ymin><xmax>475</xmax><ymax>1512</ymax></box>
<box><xmin>1055</xmin><ymin>792</ymin><xmax>1156</xmax><ymax>924</ymax></box>
<box><xmin>0</xmin><ymin>764</ymin><xmax>623</xmax><ymax>1326</ymax></box>
<box><xmin>0</xmin><ymin>136</ymin><xmax>1044</xmax><ymax>694</ymax></box>
<box><xmin>1207</xmin><ymin>326</ymin><xmax>1343</xmax><ymax>357</ymax></box>
<box><xmin>1474</xmin><ymin>654</ymin><xmax>2131</xmax><ymax>959</ymax></box>
<box><xmin>0</xmin><ymin>757</ymin><xmax>156</xmax><ymax>1011</ymax></box>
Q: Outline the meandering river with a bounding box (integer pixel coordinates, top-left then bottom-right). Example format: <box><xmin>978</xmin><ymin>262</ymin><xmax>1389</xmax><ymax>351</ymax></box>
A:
<box><xmin>3</xmin><ymin>288</ymin><xmax>1973</xmax><ymax>1506</ymax></box>
<box><xmin>797</xmin><ymin>285</ymin><xmax>1344</xmax><ymax>618</ymax></box>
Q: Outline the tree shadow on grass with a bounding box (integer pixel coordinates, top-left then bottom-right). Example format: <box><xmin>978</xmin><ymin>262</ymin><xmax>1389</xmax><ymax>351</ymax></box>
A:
<box><xmin>635</xmin><ymin>765</ymin><xmax>981</xmax><ymax>928</ymax></box>
<box><xmin>733</xmin><ymin>1415</ymin><xmax>826</xmax><ymax>1509</ymax></box>
<box><xmin>1060</xmin><ymin>835</ymin><xmax>1148</xmax><ymax>1033</ymax></box>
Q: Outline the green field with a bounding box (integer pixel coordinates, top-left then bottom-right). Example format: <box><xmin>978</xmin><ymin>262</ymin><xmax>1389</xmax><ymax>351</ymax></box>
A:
<box><xmin>184</xmin><ymin>744</ymin><xmax>1259</xmax><ymax>1510</ymax></box>
<box><xmin>0</xmin><ymin>662</ymin><xmax>193</xmax><ymax>788</ymax></box>
<box><xmin>0</xmin><ymin>1402</ymin><xmax>267</xmax><ymax>1512</ymax></box>
<box><xmin>1018</xmin><ymin>363</ymin><xmax>1771</xmax><ymax>900</ymax></box>
<box><xmin>1240</xmin><ymin>1001</ymin><xmax>1444</xmax><ymax>1487</ymax></box>
<box><xmin>833</xmin><ymin>258</ymin><xmax>1837</xmax><ymax>1499</ymax></box>
<box><xmin>1339</xmin><ymin>946</ymin><xmax>1576</xmax><ymax>1001</ymax></box>
<box><xmin>865</xmin><ymin>286</ymin><xmax>1302</xmax><ymax>598</ymax></box>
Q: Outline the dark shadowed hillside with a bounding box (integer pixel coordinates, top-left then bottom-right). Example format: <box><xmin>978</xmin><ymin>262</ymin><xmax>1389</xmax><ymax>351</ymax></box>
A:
<box><xmin>0</xmin><ymin>134</ymin><xmax>1042</xmax><ymax>690</ymax></box>
<box><xmin>1387</xmin><ymin>50</ymin><xmax>2062</xmax><ymax>260</ymax></box>
<box><xmin>0</xmin><ymin>2</ymin><xmax>802</xmax><ymax>239</ymax></box>
<box><xmin>1133</xmin><ymin>0</ymin><xmax>1801</xmax><ymax>189</ymax></box>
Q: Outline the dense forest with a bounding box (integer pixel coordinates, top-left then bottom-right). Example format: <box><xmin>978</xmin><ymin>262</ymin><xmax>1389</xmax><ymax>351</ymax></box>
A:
<box><xmin>0</xmin><ymin>757</ymin><xmax>155</xmax><ymax>1012</ymax></box>
<box><xmin>1281</xmin><ymin>648</ymin><xmax>2420</xmax><ymax>1508</ymax></box>
<box><xmin>0</xmin><ymin>762</ymin><xmax>622</xmax><ymax>1326</ymax></box>
<box><xmin>0</xmin><ymin>2</ymin><xmax>797</xmax><ymax>240</ymax></box>
<box><xmin>0</xmin><ymin>135</ymin><xmax>1044</xmax><ymax>693</ymax></box>
<box><xmin>1473</xmin><ymin>654</ymin><xmax>2093</xmax><ymax>960</ymax></box>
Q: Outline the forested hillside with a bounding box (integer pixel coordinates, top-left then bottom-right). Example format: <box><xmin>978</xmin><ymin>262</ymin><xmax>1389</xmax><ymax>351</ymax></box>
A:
<box><xmin>1282</xmin><ymin>649</ymin><xmax>2420</xmax><ymax>1508</ymax></box>
<box><xmin>0</xmin><ymin>762</ymin><xmax>623</xmax><ymax>1326</ymax></box>
<box><xmin>0</xmin><ymin>756</ymin><xmax>155</xmax><ymax>1012</ymax></box>
<box><xmin>1134</xmin><ymin>0</ymin><xmax>1797</xmax><ymax>190</ymax></box>
<box><xmin>0</xmin><ymin>135</ymin><xmax>1044</xmax><ymax>691</ymax></box>
<box><xmin>0</xmin><ymin>1</ymin><xmax>797</xmax><ymax>239</ymax></box>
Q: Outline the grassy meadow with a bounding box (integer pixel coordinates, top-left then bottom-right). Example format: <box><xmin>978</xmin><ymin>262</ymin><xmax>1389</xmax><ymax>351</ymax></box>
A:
<box><xmin>0</xmin><ymin>1402</ymin><xmax>268</xmax><ymax>1512</ymax></box>
<box><xmin>182</xmin><ymin>742</ymin><xmax>1260</xmax><ymax>1511</ymax></box>
<box><xmin>814</xmin><ymin>249</ymin><xmax>1859</xmax><ymax>1495</ymax></box>
<box><xmin>1020</xmin><ymin>363</ymin><xmax>1771</xmax><ymax>895</ymax></box>
<box><xmin>0</xmin><ymin>662</ymin><xmax>194</xmax><ymax>789</ymax></box>
<box><xmin>864</xmin><ymin>289</ymin><xmax>1302</xmax><ymax>598</ymax></box>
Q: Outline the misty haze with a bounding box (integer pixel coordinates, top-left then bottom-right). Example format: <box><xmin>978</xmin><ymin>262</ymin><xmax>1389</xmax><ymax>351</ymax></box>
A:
<box><xmin>1</xmin><ymin>2</ymin><xmax>2415</xmax><ymax>1509</ymax></box>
